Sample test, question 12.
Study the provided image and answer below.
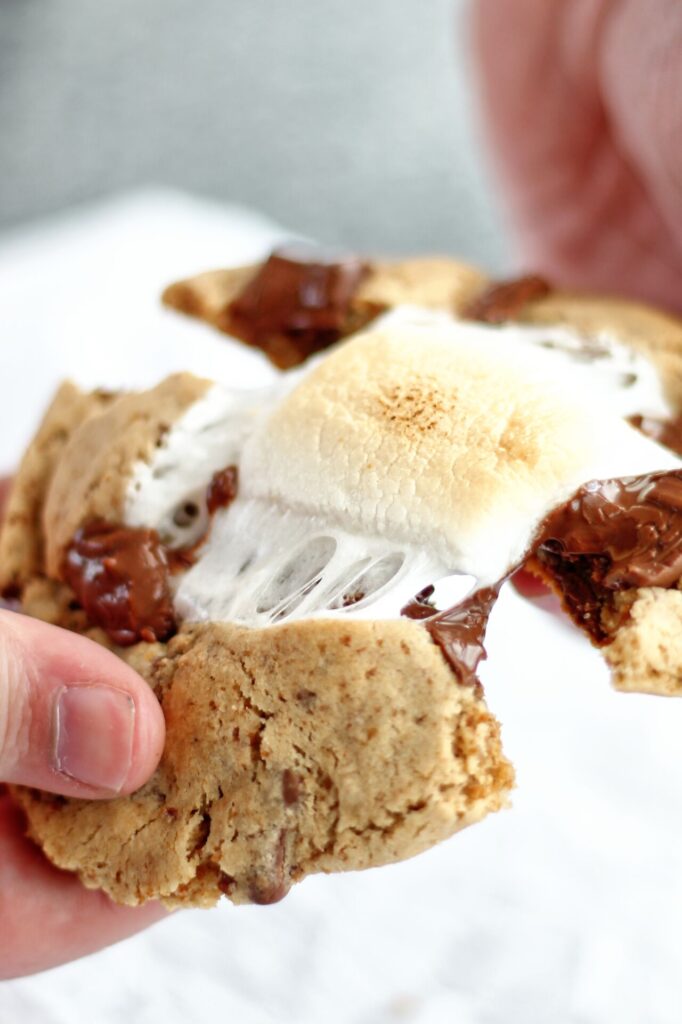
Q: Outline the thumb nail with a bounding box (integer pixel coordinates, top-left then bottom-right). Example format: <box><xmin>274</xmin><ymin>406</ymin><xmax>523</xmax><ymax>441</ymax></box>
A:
<box><xmin>54</xmin><ymin>685</ymin><xmax>135</xmax><ymax>793</ymax></box>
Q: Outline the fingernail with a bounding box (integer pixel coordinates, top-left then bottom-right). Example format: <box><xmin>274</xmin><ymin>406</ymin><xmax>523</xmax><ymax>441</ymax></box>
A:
<box><xmin>53</xmin><ymin>685</ymin><xmax>135</xmax><ymax>793</ymax></box>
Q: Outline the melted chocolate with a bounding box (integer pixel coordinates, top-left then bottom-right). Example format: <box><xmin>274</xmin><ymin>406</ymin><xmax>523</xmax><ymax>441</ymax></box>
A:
<box><xmin>403</xmin><ymin>584</ymin><xmax>500</xmax><ymax>687</ymax></box>
<box><xmin>464</xmin><ymin>274</ymin><xmax>551</xmax><ymax>324</ymax></box>
<box><xmin>532</xmin><ymin>470</ymin><xmax>682</xmax><ymax>642</ymax></box>
<box><xmin>63</xmin><ymin>465</ymin><xmax>241</xmax><ymax>643</ymax></box>
<box><xmin>400</xmin><ymin>584</ymin><xmax>436</xmax><ymax>620</ymax></box>
<box><xmin>64</xmin><ymin>522</ymin><xmax>177</xmax><ymax>646</ymax></box>
<box><xmin>629</xmin><ymin>414</ymin><xmax>682</xmax><ymax>457</ymax></box>
<box><xmin>426</xmin><ymin>586</ymin><xmax>500</xmax><ymax>687</ymax></box>
<box><xmin>206</xmin><ymin>465</ymin><xmax>239</xmax><ymax>515</ymax></box>
<box><xmin>227</xmin><ymin>244</ymin><xmax>370</xmax><ymax>368</ymax></box>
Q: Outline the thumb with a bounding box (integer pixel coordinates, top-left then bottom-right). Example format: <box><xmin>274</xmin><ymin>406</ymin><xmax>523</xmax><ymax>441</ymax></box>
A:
<box><xmin>0</xmin><ymin>610</ymin><xmax>165</xmax><ymax>798</ymax></box>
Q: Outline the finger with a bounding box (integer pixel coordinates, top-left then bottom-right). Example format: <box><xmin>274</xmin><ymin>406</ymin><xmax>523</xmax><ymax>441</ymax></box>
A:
<box><xmin>0</xmin><ymin>610</ymin><xmax>165</xmax><ymax>797</ymax></box>
<box><xmin>0</xmin><ymin>794</ymin><xmax>168</xmax><ymax>979</ymax></box>
<box><xmin>600</xmin><ymin>0</ymin><xmax>682</xmax><ymax>261</ymax></box>
<box><xmin>473</xmin><ymin>0</ymin><xmax>682</xmax><ymax>312</ymax></box>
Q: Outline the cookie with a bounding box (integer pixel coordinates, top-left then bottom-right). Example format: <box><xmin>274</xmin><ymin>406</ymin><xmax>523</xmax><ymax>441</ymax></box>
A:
<box><xmin>4</xmin><ymin>351</ymin><xmax>519</xmax><ymax>906</ymax></box>
<box><xmin>6</xmin><ymin>260</ymin><xmax>682</xmax><ymax>907</ymax></box>
<box><xmin>14</xmin><ymin>618</ymin><xmax>510</xmax><ymax>907</ymax></box>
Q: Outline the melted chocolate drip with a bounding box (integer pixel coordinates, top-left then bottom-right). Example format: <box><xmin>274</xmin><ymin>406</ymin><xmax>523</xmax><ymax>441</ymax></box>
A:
<box><xmin>532</xmin><ymin>470</ymin><xmax>682</xmax><ymax>642</ymax></box>
<box><xmin>464</xmin><ymin>274</ymin><xmax>551</xmax><ymax>324</ymax></box>
<box><xmin>64</xmin><ymin>522</ymin><xmax>177</xmax><ymax>646</ymax></box>
<box><xmin>227</xmin><ymin>244</ymin><xmax>370</xmax><ymax>368</ymax></box>
<box><xmin>629</xmin><ymin>414</ymin><xmax>682</xmax><ymax>457</ymax></box>
<box><xmin>400</xmin><ymin>584</ymin><xmax>436</xmax><ymax>620</ymax></box>
<box><xmin>426</xmin><ymin>586</ymin><xmax>501</xmax><ymax>688</ymax></box>
<box><xmin>403</xmin><ymin>583</ymin><xmax>501</xmax><ymax>688</ymax></box>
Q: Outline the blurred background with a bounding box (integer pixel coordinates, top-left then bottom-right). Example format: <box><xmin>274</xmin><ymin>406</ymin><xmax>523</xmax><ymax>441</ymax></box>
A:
<box><xmin>0</xmin><ymin>0</ymin><xmax>509</xmax><ymax>268</ymax></box>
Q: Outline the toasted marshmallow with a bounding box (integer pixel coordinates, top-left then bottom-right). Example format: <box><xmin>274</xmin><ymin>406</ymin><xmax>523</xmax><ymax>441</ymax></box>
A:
<box><xmin>124</xmin><ymin>309</ymin><xmax>681</xmax><ymax>627</ymax></box>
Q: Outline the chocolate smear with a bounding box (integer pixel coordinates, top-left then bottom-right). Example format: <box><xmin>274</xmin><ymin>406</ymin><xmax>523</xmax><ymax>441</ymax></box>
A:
<box><xmin>403</xmin><ymin>583</ymin><xmax>501</xmax><ymax>688</ymax></box>
<box><xmin>629</xmin><ymin>414</ymin><xmax>682</xmax><ymax>457</ymax></box>
<box><xmin>425</xmin><ymin>586</ymin><xmax>501</xmax><ymax>688</ymax></box>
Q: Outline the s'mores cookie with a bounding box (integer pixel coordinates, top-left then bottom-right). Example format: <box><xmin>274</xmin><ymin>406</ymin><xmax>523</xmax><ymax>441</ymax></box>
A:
<box><xmin>5</xmin><ymin>254</ymin><xmax>682</xmax><ymax>909</ymax></box>
<box><xmin>163</xmin><ymin>247</ymin><xmax>682</xmax><ymax>694</ymax></box>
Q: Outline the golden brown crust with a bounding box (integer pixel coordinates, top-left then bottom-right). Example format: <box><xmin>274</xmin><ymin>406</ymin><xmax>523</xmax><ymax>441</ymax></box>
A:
<box><xmin>0</xmin><ymin>383</ymin><xmax>116</xmax><ymax>594</ymax></box>
<box><xmin>161</xmin><ymin>256</ymin><xmax>488</xmax><ymax>356</ymax></box>
<box><xmin>162</xmin><ymin>265</ymin><xmax>258</xmax><ymax>334</ymax></box>
<box><xmin>13</xmin><ymin>618</ymin><xmax>513</xmax><ymax>907</ymax></box>
<box><xmin>604</xmin><ymin>588</ymin><xmax>682</xmax><ymax>696</ymax></box>
<box><xmin>354</xmin><ymin>257</ymin><xmax>488</xmax><ymax>314</ymax></box>
<box><xmin>43</xmin><ymin>373</ymin><xmax>210</xmax><ymax>577</ymax></box>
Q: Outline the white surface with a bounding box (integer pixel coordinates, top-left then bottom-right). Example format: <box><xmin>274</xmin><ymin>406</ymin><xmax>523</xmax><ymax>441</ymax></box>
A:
<box><xmin>2</xmin><ymin>192</ymin><xmax>682</xmax><ymax>1024</ymax></box>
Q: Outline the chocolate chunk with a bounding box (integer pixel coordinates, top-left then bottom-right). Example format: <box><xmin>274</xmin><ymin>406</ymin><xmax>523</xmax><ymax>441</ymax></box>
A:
<box><xmin>247</xmin><ymin>830</ymin><xmax>290</xmax><ymax>905</ymax></box>
<box><xmin>629</xmin><ymin>414</ymin><xmax>682</xmax><ymax>457</ymax></box>
<box><xmin>532</xmin><ymin>471</ymin><xmax>682</xmax><ymax>642</ymax></box>
<box><xmin>282</xmin><ymin>769</ymin><xmax>302</xmax><ymax>807</ymax></box>
<box><xmin>227</xmin><ymin>244</ymin><xmax>370</xmax><ymax>368</ymax></box>
<box><xmin>64</xmin><ymin>521</ymin><xmax>177</xmax><ymax>646</ymax></box>
<box><xmin>464</xmin><ymin>274</ymin><xmax>551</xmax><ymax>324</ymax></box>
<box><xmin>206</xmin><ymin>465</ymin><xmax>239</xmax><ymax>515</ymax></box>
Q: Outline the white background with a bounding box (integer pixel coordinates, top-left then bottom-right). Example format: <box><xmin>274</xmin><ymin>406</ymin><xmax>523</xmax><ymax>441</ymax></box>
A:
<box><xmin>1</xmin><ymin>193</ymin><xmax>682</xmax><ymax>1024</ymax></box>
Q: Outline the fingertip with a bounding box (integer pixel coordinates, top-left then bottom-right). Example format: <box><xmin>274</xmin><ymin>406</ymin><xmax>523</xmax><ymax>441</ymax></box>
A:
<box><xmin>118</xmin><ymin>656</ymin><xmax>167</xmax><ymax>795</ymax></box>
<box><xmin>0</xmin><ymin>612</ymin><xmax>165</xmax><ymax>798</ymax></box>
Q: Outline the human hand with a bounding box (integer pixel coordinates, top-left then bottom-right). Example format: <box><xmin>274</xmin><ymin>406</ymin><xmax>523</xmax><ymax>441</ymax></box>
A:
<box><xmin>0</xmin><ymin>477</ymin><xmax>167</xmax><ymax>979</ymax></box>
<box><xmin>473</xmin><ymin>0</ymin><xmax>682</xmax><ymax>314</ymax></box>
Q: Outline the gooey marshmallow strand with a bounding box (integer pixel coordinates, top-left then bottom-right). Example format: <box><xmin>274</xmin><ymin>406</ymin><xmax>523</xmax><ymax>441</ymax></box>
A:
<box><xmin>125</xmin><ymin>308</ymin><xmax>681</xmax><ymax>628</ymax></box>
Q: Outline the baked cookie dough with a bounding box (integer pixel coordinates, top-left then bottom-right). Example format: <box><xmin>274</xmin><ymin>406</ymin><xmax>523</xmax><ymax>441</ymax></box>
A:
<box><xmin>5</xmin><ymin>252</ymin><xmax>682</xmax><ymax>908</ymax></box>
<box><xmin>14</xmin><ymin>618</ymin><xmax>509</xmax><ymax>907</ymax></box>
